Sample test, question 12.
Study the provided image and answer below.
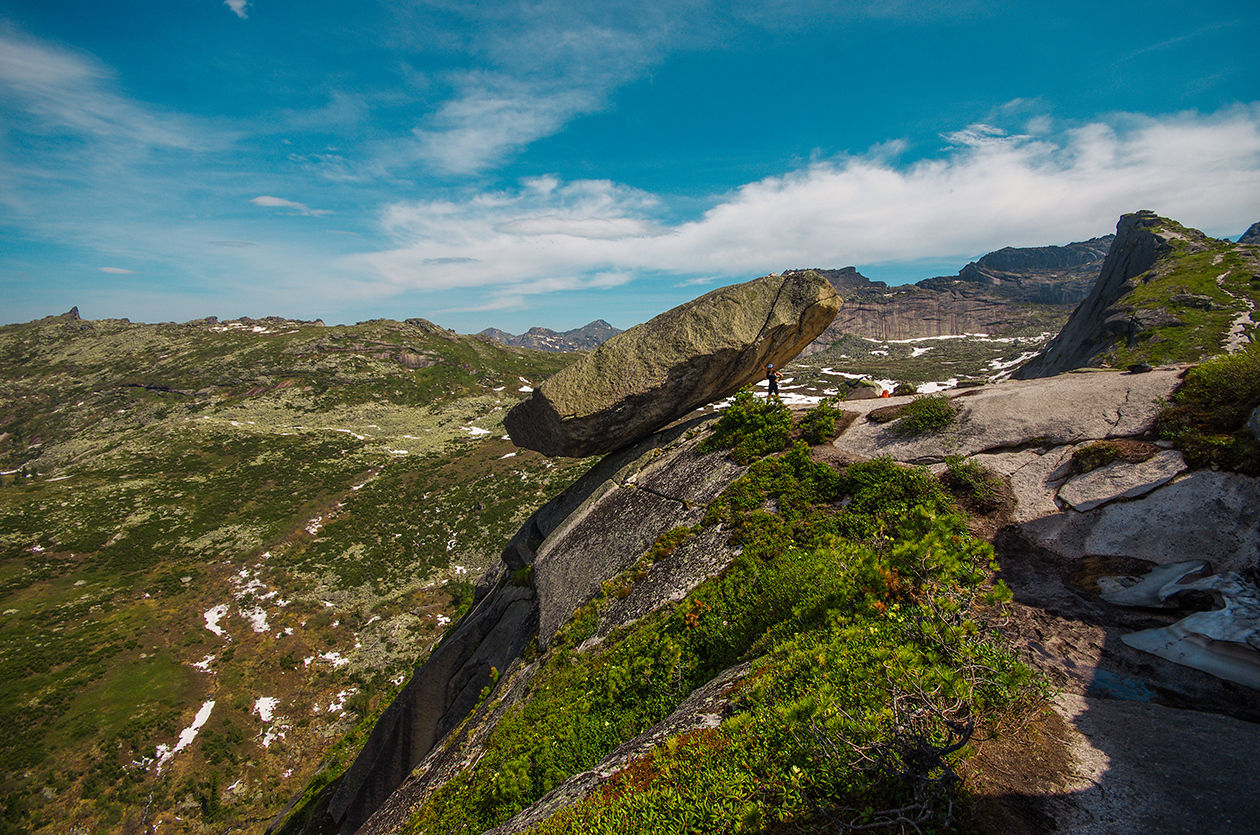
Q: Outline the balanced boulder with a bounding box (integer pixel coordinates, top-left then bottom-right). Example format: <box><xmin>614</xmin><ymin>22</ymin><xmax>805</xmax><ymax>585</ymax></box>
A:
<box><xmin>505</xmin><ymin>271</ymin><xmax>841</xmax><ymax>457</ymax></box>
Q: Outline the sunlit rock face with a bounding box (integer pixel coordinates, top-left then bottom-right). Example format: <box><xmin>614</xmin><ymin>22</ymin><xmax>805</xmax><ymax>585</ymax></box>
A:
<box><xmin>504</xmin><ymin>271</ymin><xmax>840</xmax><ymax>458</ymax></box>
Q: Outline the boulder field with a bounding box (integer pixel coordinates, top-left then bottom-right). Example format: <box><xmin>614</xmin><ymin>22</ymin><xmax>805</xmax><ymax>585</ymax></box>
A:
<box><xmin>504</xmin><ymin>270</ymin><xmax>840</xmax><ymax>457</ymax></box>
<box><xmin>285</xmin><ymin>363</ymin><xmax>1260</xmax><ymax>835</ymax></box>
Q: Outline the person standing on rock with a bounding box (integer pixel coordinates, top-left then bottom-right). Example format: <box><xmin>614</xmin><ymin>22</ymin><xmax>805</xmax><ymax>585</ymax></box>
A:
<box><xmin>764</xmin><ymin>362</ymin><xmax>781</xmax><ymax>399</ymax></box>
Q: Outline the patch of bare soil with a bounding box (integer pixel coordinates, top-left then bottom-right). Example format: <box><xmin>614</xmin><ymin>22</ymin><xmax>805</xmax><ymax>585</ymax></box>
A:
<box><xmin>866</xmin><ymin>403</ymin><xmax>906</xmax><ymax>424</ymax></box>
<box><xmin>958</xmin><ymin>705</ymin><xmax>1077</xmax><ymax>835</ymax></box>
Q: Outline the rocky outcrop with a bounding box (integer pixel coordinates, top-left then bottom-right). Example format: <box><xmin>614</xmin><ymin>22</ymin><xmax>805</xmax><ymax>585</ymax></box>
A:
<box><xmin>505</xmin><ymin>271</ymin><xmax>840</xmax><ymax>457</ymax></box>
<box><xmin>309</xmin><ymin>363</ymin><xmax>1259</xmax><ymax>835</ymax></box>
<box><xmin>1016</xmin><ymin>212</ymin><xmax>1260</xmax><ymax>378</ymax></box>
<box><xmin>325</xmin><ymin>585</ymin><xmax>538</xmax><ymax>835</ymax></box>
<box><xmin>834</xmin><ymin>367</ymin><xmax>1184</xmax><ymax>464</ymax></box>
<box><xmin>1240</xmin><ymin>221</ymin><xmax>1260</xmax><ymax>245</ymax></box>
<box><xmin>1015</xmin><ymin>212</ymin><xmax>1173</xmax><ymax>378</ymax></box>
<box><xmin>1055</xmin><ymin>450</ymin><xmax>1185</xmax><ymax>511</ymax></box>
<box><xmin>312</xmin><ymin>416</ymin><xmax>746</xmax><ymax>835</ymax></box>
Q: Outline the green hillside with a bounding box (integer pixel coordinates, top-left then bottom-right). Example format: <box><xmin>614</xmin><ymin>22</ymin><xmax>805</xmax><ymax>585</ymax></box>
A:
<box><xmin>0</xmin><ymin>312</ymin><xmax>593</xmax><ymax>834</ymax></box>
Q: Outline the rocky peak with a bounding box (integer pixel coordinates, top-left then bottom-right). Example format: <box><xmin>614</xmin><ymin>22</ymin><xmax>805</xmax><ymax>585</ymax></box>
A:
<box><xmin>477</xmin><ymin>320</ymin><xmax>624</xmax><ymax>352</ymax></box>
<box><xmin>970</xmin><ymin>236</ymin><xmax>1114</xmax><ymax>273</ymax></box>
<box><xmin>1015</xmin><ymin>210</ymin><xmax>1257</xmax><ymax>379</ymax></box>
<box><xmin>1241</xmin><ymin>221</ymin><xmax>1260</xmax><ymax>245</ymax></box>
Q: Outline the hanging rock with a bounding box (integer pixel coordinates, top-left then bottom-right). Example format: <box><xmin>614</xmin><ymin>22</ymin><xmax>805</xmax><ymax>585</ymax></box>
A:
<box><xmin>504</xmin><ymin>271</ymin><xmax>840</xmax><ymax>457</ymax></box>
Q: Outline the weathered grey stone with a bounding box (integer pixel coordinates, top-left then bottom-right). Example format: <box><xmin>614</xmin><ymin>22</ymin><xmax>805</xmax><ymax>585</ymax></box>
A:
<box><xmin>505</xmin><ymin>271</ymin><xmax>840</xmax><ymax>457</ymax></box>
<box><xmin>1057</xmin><ymin>450</ymin><xmax>1186</xmax><ymax>512</ymax></box>
<box><xmin>1022</xmin><ymin>470</ymin><xmax>1260</xmax><ymax>573</ymax></box>
<box><xmin>327</xmin><ymin>585</ymin><xmax>536</xmax><ymax>834</ymax></box>
<box><xmin>533</xmin><ymin>429</ymin><xmax>745</xmax><ymax>646</ymax></box>
<box><xmin>1050</xmin><ymin>694</ymin><xmax>1260</xmax><ymax>835</ymax></box>
<box><xmin>1249</xmin><ymin>405</ymin><xmax>1260</xmax><ymax>443</ymax></box>
<box><xmin>974</xmin><ymin>445</ymin><xmax>1077</xmax><ymax>523</ymax></box>
<box><xmin>840</xmin><ymin>378</ymin><xmax>882</xmax><ymax>400</ymax></box>
<box><xmin>594</xmin><ymin>525</ymin><xmax>737</xmax><ymax>641</ymax></box>
<box><xmin>833</xmin><ymin>367</ymin><xmax>1182</xmax><ymax>464</ymax></box>
<box><xmin>1169</xmin><ymin>292</ymin><xmax>1215</xmax><ymax>309</ymax></box>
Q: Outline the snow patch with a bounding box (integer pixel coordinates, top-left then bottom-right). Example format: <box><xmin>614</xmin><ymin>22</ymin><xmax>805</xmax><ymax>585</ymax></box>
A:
<box><xmin>241</xmin><ymin>607</ymin><xmax>269</xmax><ymax>633</ymax></box>
<box><xmin>254</xmin><ymin>696</ymin><xmax>280</xmax><ymax>722</ymax></box>
<box><xmin>917</xmin><ymin>379</ymin><xmax>959</xmax><ymax>394</ymax></box>
<box><xmin>154</xmin><ymin>700</ymin><xmax>215</xmax><ymax>773</ymax></box>
<box><xmin>204</xmin><ymin>604</ymin><xmax>230</xmax><ymax>638</ymax></box>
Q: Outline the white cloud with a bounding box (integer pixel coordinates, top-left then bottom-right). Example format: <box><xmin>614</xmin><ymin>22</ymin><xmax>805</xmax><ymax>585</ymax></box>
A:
<box><xmin>406</xmin><ymin>73</ymin><xmax>604</xmax><ymax>175</ymax></box>
<box><xmin>251</xmin><ymin>195</ymin><xmax>333</xmax><ymax>216</ymax></box>
<box><xmin>353</xmin><ymin>106</ymin><xmax>1260</xmax><ymax>302</ymax></box>
<box><xmin>99</xmin><ymin>267</ymin><xmax>135</xmax><ymax>274</ymax></box>
<box><xmin>224</xmin><ymin>0</ymin><xmax>249</xmax><ymax>20</ymax></box>
<box><xmin>0</xmin><ymin>32</ymin><xmax>207</xmax><ymax>150</ymax></box>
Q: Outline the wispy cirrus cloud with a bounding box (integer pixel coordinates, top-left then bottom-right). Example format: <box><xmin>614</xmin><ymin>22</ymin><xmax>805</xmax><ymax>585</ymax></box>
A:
<box><xmin>0</xmin><ymin>31</ymin><xmax>207</xmax><ymax>151</ymax></box>
<box><xmin>353</xmin><ymin>106</ymin><xmax>1260</xmax><ymax>304</ymax></box>
<box><xmin>407</xmin><ymin>75</ymin><xmax>603</xmax><ymax>175</ymax></box>
<box><xmin>98</xmin><ymin>267</ymin><xmax>135</xmax><ymax>274</ymax></box>
<box><xmin>251</xmin><ymin>195</ymin><xmax>333</xmax><ymax>217</ymax></box>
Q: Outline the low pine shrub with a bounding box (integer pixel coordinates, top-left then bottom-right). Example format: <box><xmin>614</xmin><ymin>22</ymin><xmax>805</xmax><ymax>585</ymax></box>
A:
<box><xmin>897</xmin><ymin>394</ymin><xmax>957</xmax><ymax>434</ymax></box>
<box><xmin>1158</xmin><ymin>345</ymin><xmax>1260</xmax><ymax>474</ymax></box>
<box><xmin>700</xmin><ymin>387</ymin><xmax>793</xmax><ymax>464</ymax></box>
<box><xmin>402</xmin><ymin>442</ymin><xmax>1028</xmax><ymax>835</ymax></box>
<box><xmin>943</xmin><ymin>455</ymin><xmax>1003</xmax><ymax>510</ymax></box>
<box><xmin>798</xmin><ymin>397</ymin><xmax>852</xmax><ymax>445</ymax></box>
<box><xmin>1072</xmin><ymin>441</ymin><xmax>1123</xmax><ymax>474</ymax></box>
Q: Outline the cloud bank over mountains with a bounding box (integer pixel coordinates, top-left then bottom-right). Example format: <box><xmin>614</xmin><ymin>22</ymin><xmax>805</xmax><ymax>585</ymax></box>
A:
<box><xmin>0</xmin><ymin>1</ymin><xmax>1256</xmax><ymax>328</ymax></box>
<box><xmin>356</xmin><ymin>106</ymin><xmax>1260</xmax><ymax>309</ymax></box>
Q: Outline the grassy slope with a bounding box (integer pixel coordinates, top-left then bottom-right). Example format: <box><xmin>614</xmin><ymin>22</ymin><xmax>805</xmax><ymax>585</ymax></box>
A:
<box><xmin>1107</xmin><ymin>219</ymin><xmax>1260</xmax><ymax>367</ymax></box>
<box><xmin>378</xmin><ymin>405</ymin><xmax>1029</xmax><ymax>835</ymax></box>
<box><xmin>0</xmin><ymin>314</ymin><xmax>592</xmax><ymax>835</ymax></box>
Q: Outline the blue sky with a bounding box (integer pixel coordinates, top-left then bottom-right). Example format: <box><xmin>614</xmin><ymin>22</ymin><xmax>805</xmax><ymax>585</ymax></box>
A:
<box><xmin>1</xmin><ymin>0</ymin><xmax>1257</xmax><ymax>332</ymax></box>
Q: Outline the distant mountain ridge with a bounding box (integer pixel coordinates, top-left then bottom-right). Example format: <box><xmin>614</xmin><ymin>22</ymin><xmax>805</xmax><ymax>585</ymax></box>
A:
<box><xmin>478</xmin><ymin>320</ymin><xmax>622</xmax><ymax>352</ymax></box>
<box><xmin>790</xmin><ymin>235</ymin><xmax>1115</xmax><ymax>344</ymax></box>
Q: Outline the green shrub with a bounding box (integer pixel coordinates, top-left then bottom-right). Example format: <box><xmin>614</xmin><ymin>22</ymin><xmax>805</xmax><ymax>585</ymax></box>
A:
<box><xmin>798</xmin><ymin>397</ymin><xmax>849</xmax><ymax>445</ymax></box>
<box><xmin>1158</xmin><ymin>345</ymin><xmax>1260</xmax><ymax>474</ymax></box>
<box><xmin>836</xmin><ymin>456</ymin><xmax>954</xmax><ymax>540</ymax></box>
<box><xmin>896</xmin><ymin>394</ymin><xmax>956</xmax><ymax>435</ymax></box>
<box><xmin>401</xmin><ymin>444</ymin><xmax>1027</xmax><ymax>835</ymax></box>
<box><xmin>700</xmin><ymin>387</ymin><xmax>793</xmax><ymax>464</ymax></box>
<box><xmin>943</xmin><ymin>455</ymin><xmax>1003</xmax><ymax>510</ymax></box>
